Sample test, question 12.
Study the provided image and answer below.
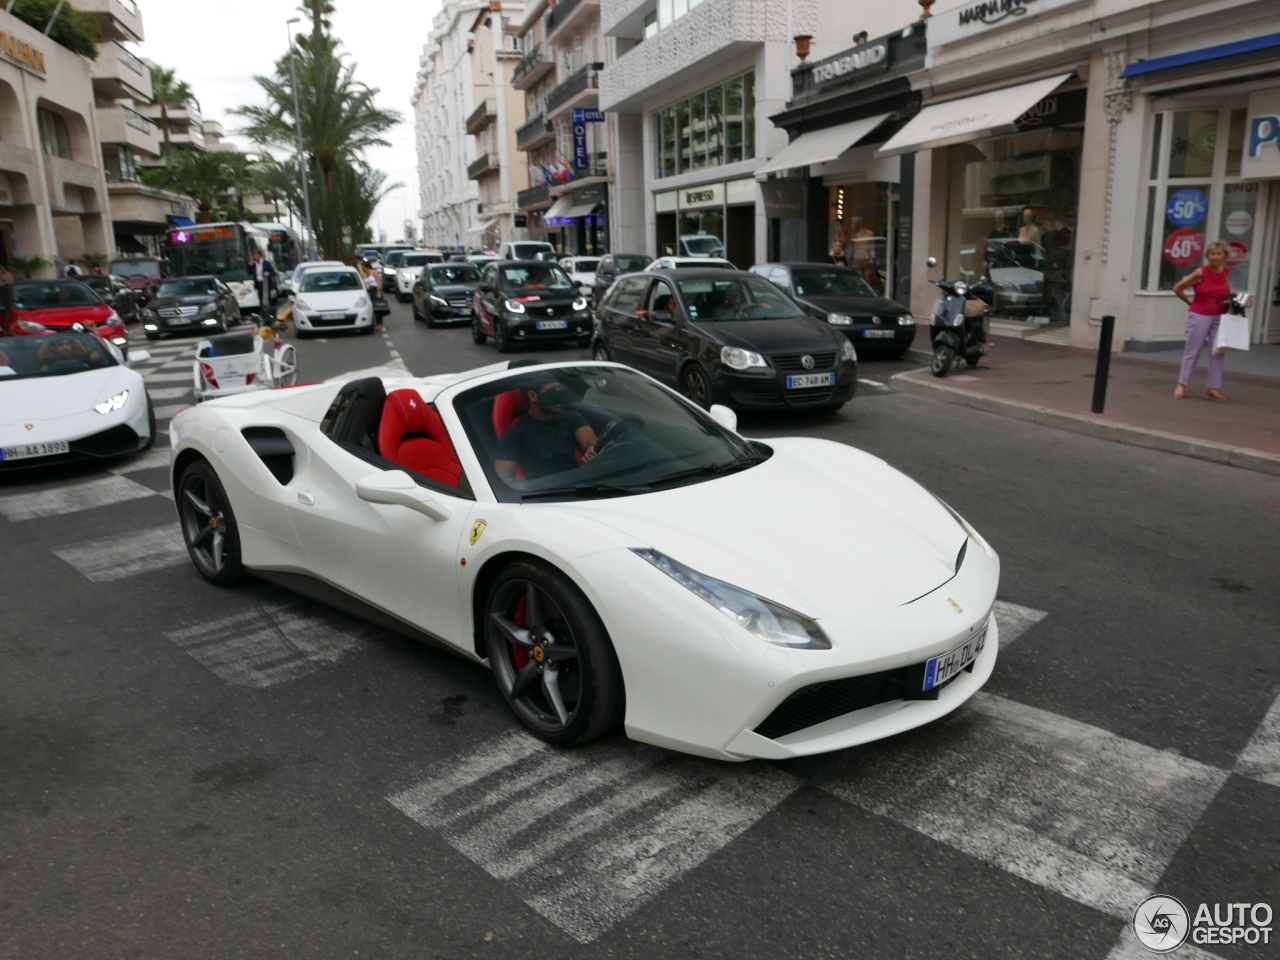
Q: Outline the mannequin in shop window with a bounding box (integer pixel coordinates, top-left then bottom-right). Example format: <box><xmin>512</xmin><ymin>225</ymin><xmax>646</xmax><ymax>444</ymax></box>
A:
<box><xmin>849</xmin><ymin>217</ymin><xmax>879</xmax><ymax>291</ymax></box>
<box><xmin>1018</xmin><ymin>206</ymin><xmax>1045</xmax><ymax>245</ymax></box>
<box><xmin>827</xmin><ymin>241</ymin><xmax>849</xmax><ymax>268</ymax></box>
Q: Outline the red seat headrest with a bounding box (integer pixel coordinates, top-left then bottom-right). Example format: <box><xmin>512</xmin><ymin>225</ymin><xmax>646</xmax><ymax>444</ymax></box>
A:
<box><xmin>377</xmin><ymin>388</ymin><xmax>461</xmax><ymax>487</ymax></box>
<box><xmin>492</xmin><ymin>387</ymin><xmax>529</xmax><ymax>439</ymax></box>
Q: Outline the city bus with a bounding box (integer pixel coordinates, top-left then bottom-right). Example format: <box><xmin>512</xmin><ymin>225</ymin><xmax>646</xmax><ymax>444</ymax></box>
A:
<box><xmin>167</xmin><ymin>222</ymin><xmax>303</xmax><ymax>309</ymax></box>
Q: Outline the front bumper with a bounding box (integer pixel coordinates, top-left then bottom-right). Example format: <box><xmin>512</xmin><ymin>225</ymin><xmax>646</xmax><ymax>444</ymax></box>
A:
<box><xmin>0</xmin><ymin>419</ymin><xmax>149</xmax><ymax>470</ymax></box>
<box><xmin>503</xmin><ymin>313</ymin><xmax>592</xmax><ymax>342</ymax></box>
<box><xmin>294</xmin><ymin>309</ymin><xmax>373</xmax><ymax>332</ymax></box>
<box><xmin>429</xmin><ymin>300</ymin><xmax>474</xmax><ymax>321</ymax></box>
<box><xmin>716</xmin><ymin>361</ymin><xmax>857</xmax><ymax>409</ymax></box>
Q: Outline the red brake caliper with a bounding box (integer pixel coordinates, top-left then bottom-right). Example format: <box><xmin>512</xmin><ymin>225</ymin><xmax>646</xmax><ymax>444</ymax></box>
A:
<box><xmin>512</xmin><ymin>595</ymin><xmax>529</xmax><ymax>669</ymax></box>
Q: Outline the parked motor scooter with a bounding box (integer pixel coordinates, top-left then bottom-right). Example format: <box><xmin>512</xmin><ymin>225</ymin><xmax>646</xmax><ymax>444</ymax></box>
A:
<box><xmin>925</xmin><ymin>256</ymin><xmax>993</xmax><ymax>377</ymax></box>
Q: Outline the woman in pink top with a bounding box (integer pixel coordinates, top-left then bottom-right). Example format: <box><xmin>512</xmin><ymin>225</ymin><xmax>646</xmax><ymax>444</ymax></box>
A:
<box><xmin>1171</xmin><ymin>239</ymin><xmax>1236</xmax><ymax>401</ymax></box>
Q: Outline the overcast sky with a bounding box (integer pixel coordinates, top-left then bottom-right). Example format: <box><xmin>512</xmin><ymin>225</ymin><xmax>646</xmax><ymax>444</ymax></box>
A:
<box><xmin>138</xmin><ymin>0</ymin><xmax>439</xmax><ymax>242</ymax></box>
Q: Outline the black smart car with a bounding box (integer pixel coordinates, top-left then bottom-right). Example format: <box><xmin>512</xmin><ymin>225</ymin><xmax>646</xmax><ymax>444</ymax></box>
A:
<box><xmin>590</xmin><ymin>252</ymin><xmax>653</xmax><ymax>305</ymax></box>
<box><xmin>593</xmin><ymin>269</ymin><xmax>857</xmax><ymax>412</ymax></box>
<box><xmin>81</xmin><ymin>274</ymin><xmax>140</xmax><ymax>324</ymax></box>
<box><xmin>411</xmin><ymin>262</ymin><xmax>483</xmax><ymax>327</ymax></box>
<box><xmin>139</xmin><ymin>275</ymin><xmax>241</xmax><ymax>340</ymax></box>
<box><xmin>750</xmin><ymin>262</ymin><xmax>916</xmax><ymax>359</ymax></box>
<box><xmin>472</xmin><ymin>260</ymin><xmax>593</xmax><ymax>352</ymax></box>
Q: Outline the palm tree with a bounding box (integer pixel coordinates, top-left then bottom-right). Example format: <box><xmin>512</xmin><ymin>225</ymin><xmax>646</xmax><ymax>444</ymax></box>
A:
<box><xmin>141</xmin><ymin>150</ymin><xmax>253</xmax><ymax>223</ymax></box>
<box><xmin>145</xmin><ymin>65</ymin><xmax>195</xmax><ymax>154</ymax></box>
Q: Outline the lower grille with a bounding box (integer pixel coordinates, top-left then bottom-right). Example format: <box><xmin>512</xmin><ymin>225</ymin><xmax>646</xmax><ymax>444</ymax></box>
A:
<box><xmin>784</xmin><ymin>385</ymin><xmax>836</xmax><ymax>404</ymax></box>
<box><xmin>772</xmin><ymin>351</ymin><xmax>837</xmax><ymax>373</ymax></box>
<box><xmin>70</xmin><ymin>424</ymin><xmax>141</xmax><ymax>458</ymax></box>
<box><xmin>310</xmin><ymin>314</ymin><xmax>358</xmax><ymax>328</ymax></box>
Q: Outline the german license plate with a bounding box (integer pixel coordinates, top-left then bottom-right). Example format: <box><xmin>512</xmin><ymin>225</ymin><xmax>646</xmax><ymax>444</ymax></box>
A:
<box><xmin>863</xmin><ymin>329</ymin><xmax>895</xmax><ymax>338</ymax></box>
<box><xmin>1</xmin><ymin>440</ymin><xmax>70</xmax><ymax>461</ymax></box>
<box><xmin>923</xmin><ymin>626</ymin><xmax>987</xmax><ymax>690</ymax></box>
<box><xmin>536</xmin><ymin>319</ymin><xmax>568</xmax><ymax>330</ymax></box>
<box><xmin>321</xmin><ymin>311</ymin><xmax>347</xmax><ymax>320</ymax></box>
<box><xmin>164</xmin><ymin>317</ymin><xmax>188</xmax><ymax>326</ymax></box>
<box><xmin>786</xmin><ymin>372</ymin><xmax>835</xmax><ymax>389</ymax></box>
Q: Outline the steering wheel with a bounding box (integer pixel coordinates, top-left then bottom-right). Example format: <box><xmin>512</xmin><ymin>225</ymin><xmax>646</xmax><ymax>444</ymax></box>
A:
<box><xmin>595</xmin><ymin>414</ymin><xmax>644</xmax><ymax>451</ymax></box>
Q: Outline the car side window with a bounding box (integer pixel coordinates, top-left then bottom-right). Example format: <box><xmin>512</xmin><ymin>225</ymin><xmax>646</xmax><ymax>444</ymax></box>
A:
<box><xmin>649</xmin><ymin>281</ymin><xmax>675</xmax><ymax>315</ymax></box>
<box><xmin>768</xmin><ymin>267</ymin><xmax>790</xmax><ymax>290</ymax></box>
<box><xmin>611</xmin><ymin>277</ymin><xmax>649</xmax><ymax>314</ymax></box>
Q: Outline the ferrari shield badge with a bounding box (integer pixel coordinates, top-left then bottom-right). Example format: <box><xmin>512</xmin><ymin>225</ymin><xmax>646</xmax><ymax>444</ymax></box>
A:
<box><xmin>470</xmin><ymin>520</ymin><xmax>487</xmax><ymax>545</ymax></box>
<box><xmin>948</xmin><ymin>597</ymin><xmax>964</xmax><ymax>614</ymax></box>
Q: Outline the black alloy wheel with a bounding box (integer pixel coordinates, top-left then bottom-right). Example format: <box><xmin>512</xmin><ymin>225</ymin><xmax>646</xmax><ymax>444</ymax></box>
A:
<box><xmin>178</xmin><ymin>459</ymin><xmax>244</xmax><ymax>586</ymax></box>
<box><xmin>680</xmin><ymin>364</ymin><xmax>710</xmax><ymax>408</ymax></box>
<box><xmin>485</xmin><ymin>561</ymin><xmax>624</xmax><ymax>745</ymax></box>
<box><xmin>471</xmin><ymin>316</ymin><xmax>487</xmax><ymax>344</ymax></box>
<box><xmin>592</xmin><ymin>343</ymin><xmax>610</xmax><ymax>363</ymax></box>
<box><xmin>494</xmin><ymin>318</ymin><xmax>512</xmax><ymax>353</ymax></box>
<box><xmin>931</xmin><ymin>344</ymin><xmax>955</xmax><ymax>377</ymax></box>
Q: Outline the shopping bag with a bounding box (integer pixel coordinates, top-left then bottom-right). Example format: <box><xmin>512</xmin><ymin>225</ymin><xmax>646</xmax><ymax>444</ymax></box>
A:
<box><xmin>1214</xmin><ymin>313</ymin><xmax>1250</xmax><ymax>354</ymax></box>
<box><xmin>373</xmin><ymin>295</ymin><xmax>390</xmax><ymax>318</ymax></box>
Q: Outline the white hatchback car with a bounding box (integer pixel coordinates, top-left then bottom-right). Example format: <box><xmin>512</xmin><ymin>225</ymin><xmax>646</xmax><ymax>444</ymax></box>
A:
<box><xmin>395</xmin><ymin>251</ymin><xmax>444</xmax><ymax>302</ymax></box>
<box><xmin>558</xmin><ymin>256</ymin><xmax>600</xmax><ymax>295</ymax></box>
<box><xmin>645</xmin><ymin>256</ymin><xmax>737</xmax><ymax>271</ymax></box>
<box><xmin>288</xmin><ymin>260</ymin><xmax>345</xmax><ymax>296</ymax></box>
<box><xmin>291</xmin><ymin>267</ymin><xmax>375</xmax><ymax>338</ymax></box>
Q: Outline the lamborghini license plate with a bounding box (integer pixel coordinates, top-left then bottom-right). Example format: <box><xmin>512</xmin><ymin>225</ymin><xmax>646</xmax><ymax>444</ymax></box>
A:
<box><xmin>1</xmin><ymin>440</ymin><xmax>70</xmax><ymax>461</ymax></box>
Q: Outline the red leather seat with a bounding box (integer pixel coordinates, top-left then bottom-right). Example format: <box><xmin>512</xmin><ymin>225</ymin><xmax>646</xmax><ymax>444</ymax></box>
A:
<box><xmin>492</xmin><ymin>388</ymin><xmax>529</xmax><ymax>439</ymax></box>
<box><xmin>377</xmin><ymin>388</ymin><xmax>462</xmax><ymax>488</ymax></box>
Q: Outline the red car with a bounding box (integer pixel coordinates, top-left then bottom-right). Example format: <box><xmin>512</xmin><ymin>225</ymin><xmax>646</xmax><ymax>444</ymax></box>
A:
<box><xmin>0</xmin><ymin>279</ymin><xmax>126</xmax><ymax>345</ymax></box>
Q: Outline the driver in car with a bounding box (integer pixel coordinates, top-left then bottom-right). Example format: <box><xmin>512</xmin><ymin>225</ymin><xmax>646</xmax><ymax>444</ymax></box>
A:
<box><xmin>40</xmin><ymin>336</ymin><xmax>104</xmax><ymax>372</ymax></box>
<box><xmin>495</xmin><ymin>375</ymin><xmax>598</xmax><ymax>480</ymax></box>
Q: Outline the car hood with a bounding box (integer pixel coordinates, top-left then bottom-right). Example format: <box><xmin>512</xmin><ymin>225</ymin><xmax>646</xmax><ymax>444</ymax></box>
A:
<box><xmin>564</xmin><ymin>438</ymin><xmax>964</xmax><ymax>618</ymax></box>
<box><xmin>431</xmin><ymin>283</ymin><xmax>478</xmax><ymax>296</ymax></box>
<box><xmin>149</xmin><ymin>295</ymin><xmax>218</xmax><ymax>309</ymax></box>
<box><xmin>16</xmin><ymin>305</ymin><xmax>113</xmax><ymax>327</ymax></box>
<box><xmin>0</xmin><ymin>365</ymin><xmax>136</xmax><ymax>425</ymax></box>
<box><xmin>296</xmin><ymin>290</ymin><xmax>365</xmax><ymax>309</ymax></box>
<box><xmin>692</xmin><ymin>315</ymin><xmax>841</xmax><ymax>353</ymax></box>
<box><xmin>502</xmin><ymin>290</ymin><xmax>578</xmax><ymax>305</ymax></box>
<box><xmin>797</xmin><ymin>295</ymin><xmax>906</xmax><ymax>318</ymax></box>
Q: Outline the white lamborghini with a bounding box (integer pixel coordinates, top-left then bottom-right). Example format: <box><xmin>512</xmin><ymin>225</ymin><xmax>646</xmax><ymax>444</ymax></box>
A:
<box><xmin>168</xmin><ymin>359</ymin><xmax>999</xmax><ymax>760</ymax></box>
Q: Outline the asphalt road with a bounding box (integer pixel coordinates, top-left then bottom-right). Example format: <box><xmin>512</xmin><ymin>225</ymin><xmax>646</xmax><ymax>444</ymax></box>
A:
<box><xmin>2</xmin><ymin>297</ymin><xmax>1277</xmax><ymax>959</ymax></box>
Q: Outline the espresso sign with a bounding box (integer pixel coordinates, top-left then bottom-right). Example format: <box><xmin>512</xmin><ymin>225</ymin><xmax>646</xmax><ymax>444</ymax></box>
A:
<box><xmin>810</xmin><ymin>43</ymin><xmax>889</xmax><ymax>89</ymax></box>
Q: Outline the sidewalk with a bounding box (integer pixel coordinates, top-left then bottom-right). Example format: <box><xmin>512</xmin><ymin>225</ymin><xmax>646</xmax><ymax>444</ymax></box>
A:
<box><xmin>895</xmin><ymin>338</ymin><xmax>1280</xmax><ymax>476</ymax></box>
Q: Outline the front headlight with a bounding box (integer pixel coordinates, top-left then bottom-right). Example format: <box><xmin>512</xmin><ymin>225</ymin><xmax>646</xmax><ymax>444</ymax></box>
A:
<box><xmin>827</xmin><ymin>313</ymin><xmax>853</xmax><ymax>325</ymax></box>
<box><xmin>355</xmin><ymin>295</ymin><xmax>370</xmax><ymax>308</ymax></box>
<box><xmin>721</xmin><ymin>345</ymin><xmax>767</xmax><ymax>370</ymax></box>
<box><xmin>430</xmin><ymin>295</ymin><xmax>448</xmax><ymax>306</ymax></box>
<box><xmin>294</xmin><ymin>298</ymin><xmax>312</xmax><ymax>313</ymax></box>
<box><xmin>573</xmin><ymin>297</ymin><xmax>589</xmax><ymax>311</ymax></box>
<box><xmin>16</xmin><ymin>319</ymin><xmax>46</xmax><ymax>333</ymax></box>
<box><xmin>196</xmin><ymin>303</ymin><xmax>218</xmax><ymax>317</ymax></box>
<box><xmin>632</xmin><ymin>548</ymin><xmax>831</xmax><ymax>649</ymax></box>
<box><xmin>897</xmin><ymin>314</ymin><xmax>915</xmax><ymax>325</ymax></box>
<box><xmin>93</xmin><ymin>389</ymin><xmax>129</xmax><ymax>415</ymax></box>
<box><xmin>953</xmin><ymin>281</ymin><xmax>969</xmax><ymax>297</ymax></box>
<box><xmin>841</xmin><ymin>338</ymin><xmax>857</xmax><ymax>363</ymax></box>
<box><xmin>106</xmin><ymin>310</ymin><xmax>123</xmax><ymax>326</ymax></box>
<box><xmin>935</xmin><ymin>496</ymin><xmax>995</xmax><ymax>559</ymax></box>
<box><xmin>505</xmin><ymin>298</ymin><xmax>526</xmax><ymax>314</ymax></box>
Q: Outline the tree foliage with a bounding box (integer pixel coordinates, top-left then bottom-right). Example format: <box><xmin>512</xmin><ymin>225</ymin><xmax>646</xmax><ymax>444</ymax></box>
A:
<box><xmin>11</xmin><ymin>0</ymin><xmax>99</xmax><ymax>59</ymax></box>
<box><xmin>142</xmin><ymin>150</ymin><xmax>254</xmax><ymax>224</ymax></box>
<box><xmin>143</xmin><ymin>65</ymin><xmax>195</xmax><ymax>154</ymax></box>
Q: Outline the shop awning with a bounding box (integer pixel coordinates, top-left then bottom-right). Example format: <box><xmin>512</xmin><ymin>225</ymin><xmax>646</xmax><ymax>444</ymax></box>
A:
<box><xmin>1120</xmin><ymin>32</ymin><xmax>1280</xmax><ymax>78</ymax></box>
<box><xmin>545</xmin><ymin>196</ymin><xmax>598</xmax><ymax>219</ymax></box>
<box><xmin>756</xmin><ymin>113</ymin><xmax>891</xmax><ymax>176</ymax></box>
<box><xmin>875</xmin><ymin>74</ymin><xmax>1073</xmax><ymax>158</ymax></box>
<box><xmin>465</xmin><ymin>216</ymin><xmax>499</xmax><ymax>236</ymax></box>
<box><xmin>167</xmin><ymin>215</ymin><xmax>196</xmax><ymax>226</ymax></box>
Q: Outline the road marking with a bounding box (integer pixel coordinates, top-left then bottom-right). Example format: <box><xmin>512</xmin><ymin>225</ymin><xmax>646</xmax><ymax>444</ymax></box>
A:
<box><xmin>153</xmin><ymin>404</ymin><xmax>189</xmax><ymax>420</ymax></box>
<box><xmin>107</xmin><ymin>448</ymin><xmax>171</xmax><ymax>474</ymax></box>
<box><xmin>329</xmin><ymin>356</ymin><xmax>412</xmax><ymax>382</ymax></box>
<box><xmin>1235</xmin><ymin>687</ymin><xmax>1280</xmax><ymax>788</ymax></box>
<box><xmin>54</xmin><ymin>523</ymin><xmax>186</xmax><ymax>581</ymax></box>
<box><xmin>819</xmin><ymin>693</ymin><xmax>1227</xmax><ymax>920</ymax></box>
<box><xmin>388</xmin><ymin>731</ymin><xmax>799</xmax><ymax>943</ymax></box>
<box><xmin>142</xmin><ymin>371</ymin><xmax>195</xmax><ymax>383</ymax></box>
<box><xmin>145</xmin><ymin>386</ymin><xmax>191</xmax><ymax>400</ymax></box>
<box><xmin>1106</xmin><ymin>934</ymin><xmax>1225</xmax><ymax>960</ymax></box>
<box><xmin>0</xmin><ymin>474</ymin><xmax>156</xmax><ymax>521</ymax></box>
<box><xmin>165</xmin><ymin>601</ymin><xmax>376</xmax><ymax>688</ymax></box>
<box><xmin>858</xmin><ymin>378</ymin><xmax>888</xmax><ymax>387</ymax></box>
<box><xmin>992</xmin><ymin>600</ymin><xmax>1048</xmax><ymax>647</ymax></box>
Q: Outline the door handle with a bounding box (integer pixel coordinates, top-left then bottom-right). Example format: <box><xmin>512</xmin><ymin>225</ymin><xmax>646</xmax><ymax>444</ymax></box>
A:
<box><xmin>297</xmin><ymin>491</ymin><xmax>315</xmax><ymax>506</ymax></box>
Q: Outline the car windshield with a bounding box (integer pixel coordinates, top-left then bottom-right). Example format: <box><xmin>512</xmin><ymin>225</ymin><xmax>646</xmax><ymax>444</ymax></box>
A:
<box><xmin>82</xmin><ymin>277</ymin><xmax>113</xmax><ymax>293</ymax></box>
<box><xmin>430</xmin><ymin>265</ymin><xmax>480</xmax><ymax>284</ymax></box>
<box><xmin>792</xmin><ymin>269</ymin><xmax>878</xmax><ymax>298</ymax></box>
<box><xmin>511</xmin><ymin>243</ymin><xmax>554</xmax><ymax>260</ymax></box>
<box><xmin>0</xmin><ymin>333</ymin><xmax>118</xmax><ymax>380</ymax></box>
<box><xmin>683</xmin><ymin>236</ymin><xmax>725</xmax><ymax>256</ymax></box>
<box><xmin>384</xmin><ymin>252</ymin><xmax>406</xmax><ymax>268</ymax></box>
<box><xmin>301</xmin><ymin>271</ymin><xmax>362</xmax><ymax>292</ymax></box>
<box><xmin>110</xmin><ymin>260</ymin><xmax>158</xmax><ymax>278</ymax></box>
<box><xmin>13</xmin><ymin>282</ymin><xmax>101</xmax><ymax>309</ymax></box>
<box><xmin>157</xmin><ymin>278</ymin><xmax>217</xmax><ymax>298</ymax></box>
<box><xmin>569</xmin><ymin>259</ymin><xmax>599</xmax><ymax>273</ymax></box>
<box><xmin>500</xmin><ymin>264</ymin><xmax>574</xmax><ymax>291</ymax></box>
<box><xmin>401</xmin><ymin>254</ymin><xmax>433</xmax><ymax>267</ymax></box>
<box><xmin>615</xmin><ymin>255</ymin><xmax>652</xmax><ymax>272</ymax></box>
<box><xmin>454</xmin><ymin>365</ymin><xmax>767</xmax><ymax>503</ymax></box>
<box><xmin>678</xmin><ymin>277</ymin><xmax>804</xmax><ymax>321</ymax></box>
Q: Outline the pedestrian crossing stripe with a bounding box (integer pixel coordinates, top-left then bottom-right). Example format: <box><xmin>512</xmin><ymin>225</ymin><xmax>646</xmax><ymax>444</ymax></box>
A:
<box><xmin>146</xmin><ymin>386</ymin><xmax>191</xmax><ymax>400</ymax></box>
<box><xmin>0</xmin><ymin>474</ymin><xmax>156</xmax><ymax>521</ymax></box>
<box><xmin>54</xmin><ymin>522</ymin><xmax>186</xmax><ymax>581</ymax></box>
<box><xmin>142</xmin><ymin>371</ymin><xmax>196</xmax><ymax>383</ymax></box>
<box><xmin>152</xmin><ymin>403</ymin><xmax>189</xmax><ymax>420</ymax></box>
<box><xmin>1235</xmin><ymin>688</ymin><xmax>1280</xmax><ymax>788</ymax></box>
<box><xmin>107</xmin><ymin>448</ymin><xmax>170</xmax><ymax>474</ymax></box>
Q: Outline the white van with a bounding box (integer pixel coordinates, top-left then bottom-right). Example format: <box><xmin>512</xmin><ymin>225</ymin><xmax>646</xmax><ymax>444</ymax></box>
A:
<box><xmin>498</xmin><ymin>240</ymin><xmax>557</xmax><ymax>261</ymax></box>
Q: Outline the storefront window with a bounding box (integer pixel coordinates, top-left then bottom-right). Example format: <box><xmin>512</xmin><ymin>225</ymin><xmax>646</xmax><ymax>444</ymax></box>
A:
<box><xmin>945</xmin><ymin>105</ymin><xmax>1084</xmax><ymax>324</ymax></box>
<box><xmin>830</xmin><ymin>182</ymin><xmax>892</xmax><ymax>296</ymax></box>
<box><xmin>653</xmin><ymin>72</ymin><xmax>754</xmax><ymax>178</ymax></box>
<box><xmin>1143</xmin><ymin>108</ymin><xmax>1254</xmax><ymax>291</ymax></box>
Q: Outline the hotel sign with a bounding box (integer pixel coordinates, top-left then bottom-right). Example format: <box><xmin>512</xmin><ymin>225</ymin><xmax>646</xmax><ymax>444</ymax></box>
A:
<box><xmin>0</xmin><ymin>31</ymin><xmax>45</xmax><ymax>75</ymax></box>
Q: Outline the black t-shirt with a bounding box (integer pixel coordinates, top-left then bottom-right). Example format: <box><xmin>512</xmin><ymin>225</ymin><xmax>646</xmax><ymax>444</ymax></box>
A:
<box><xmin>496</xmin><ymin>410</ymin><xmax>587</xmax><ymax>480</ymax></box>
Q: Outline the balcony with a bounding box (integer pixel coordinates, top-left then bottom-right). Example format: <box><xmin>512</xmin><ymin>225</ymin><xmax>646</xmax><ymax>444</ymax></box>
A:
<box><xmin>76</xmin><ymin>0</ymin><xmax>144</xmax><ymax>43</ymax></box>
<box><xmin>546</xmin><ymin>65</ymin><xmax>599</xmax><ymax>119</ymax></box>
<box><xmin>107</xmin><ymin>180</ymin><xmax>196</xmax><ymax>233</ymax></box>
<box><xmin>90</xmin><ymin>41</ymin><xmax>151</xmax><ymax>100</ymax></box>
<box><xmin>516</xmin><ymin>114</ymin><xmax>554</xmax><ymax>151</ymax></box>
<box><xmin>467</xmin><ymin>153</ymin><xmax>498</xmax><ymax>179</ymax></box>
<box><xmin>95</xmin><ymin>104</ymin><xmax>160</xmax><ymax>156</ymax></box>
<box><xmin>466</xmin><ymin>99</ymin><xmax>495</xmax><ymax>135</ymax></box>
<box><xmin>517</xmin><ymin>183</ymin><xmax>551</xmax><ymax>210</ymax></box>
<box><xmin>547</xmin><ymin>0</ymin><xmax>600</xmax><ymax>44</ymax></box>
<box><xmin>513</xmin><ymin>43</ymin><xmax>555</xmax><ymax>90</ymax></box>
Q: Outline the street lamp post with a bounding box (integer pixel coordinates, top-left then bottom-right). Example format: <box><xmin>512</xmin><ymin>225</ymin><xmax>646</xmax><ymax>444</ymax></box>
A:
<box><xmin>286</xmin><ymin>17</ymin><xmax>316</xmax><ymax>260</ymax></box>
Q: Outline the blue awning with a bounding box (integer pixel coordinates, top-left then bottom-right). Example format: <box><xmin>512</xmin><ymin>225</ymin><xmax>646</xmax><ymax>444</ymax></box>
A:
<box><xmin>1121</xmin><ymin>32</ymin><xmax>1280</xmax><ymax>78</ymax></box>
<box><xmin>168</xmin><ymin>215</ymin><xmax>196</xmax><ymax>226</ymax></box>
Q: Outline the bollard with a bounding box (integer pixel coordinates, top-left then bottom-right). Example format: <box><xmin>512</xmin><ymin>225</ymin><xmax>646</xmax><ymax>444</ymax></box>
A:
<box><xmin>1091</xmin><ymin>314</ymin><xmax>1116</xmax><ymax>414</ymax></box>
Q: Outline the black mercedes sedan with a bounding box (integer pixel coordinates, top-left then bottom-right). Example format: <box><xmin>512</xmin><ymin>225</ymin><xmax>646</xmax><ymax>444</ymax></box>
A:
<box><xmin>139</xmin><ymin>275</ymin><xmax>241</xmax><ymax>340</ymax></box>
<box><xmin>750</xmin><ymin>262</ymin><xmax>916</xmax><ymax>359</ymax></box>
<box><xmin>592</xmin><ymin>269</ymin><xmax>857</xmax><ymax>412</ymax></box>
<box><xmin>472</xmin><ymin>260</ymin><xmax>593</xmax><ymax>352</ymax></box>
<box><xmin>411</xmin><ymin>262</ymin><xmax>483</xmax><ymax>327</ymax></box>
<box><xmin>81</xmin><ymin>274</ymin><xmax>140</xmax><ymax>324</ymax></box>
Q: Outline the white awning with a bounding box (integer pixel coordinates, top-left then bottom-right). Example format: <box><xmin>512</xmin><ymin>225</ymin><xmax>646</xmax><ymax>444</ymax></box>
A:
<box><xmin>546</xmin><ymin>196</ymin><xmax>598</xmax><ymax>219</ymax></box>
<box><xmin>465</xmin><ymin>216</ymin><xmax>499</xmax><ymax>236</ymax></box>
<box><xmin>876</xmin><ymin>74</ymin><xmax>1073</xmax><ymax>158</ymax></box>
<box><xmin>755</xmin><ymin>113</ymin><xmax>891</xmax><ymax>177</ymax></box>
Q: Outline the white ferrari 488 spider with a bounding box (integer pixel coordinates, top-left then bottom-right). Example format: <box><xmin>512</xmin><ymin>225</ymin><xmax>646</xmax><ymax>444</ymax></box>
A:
<box><xmin>169</xmin><ymin>359</ymin><xmax>999</xmax><ymax>760</ymax></box>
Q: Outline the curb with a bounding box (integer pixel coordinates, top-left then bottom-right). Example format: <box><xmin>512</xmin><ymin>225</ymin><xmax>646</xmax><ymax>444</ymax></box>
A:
<box><xmin>891</xmin><ymin>370</ymin><xmax>1280</xmax><ymax>478</ymax></box>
